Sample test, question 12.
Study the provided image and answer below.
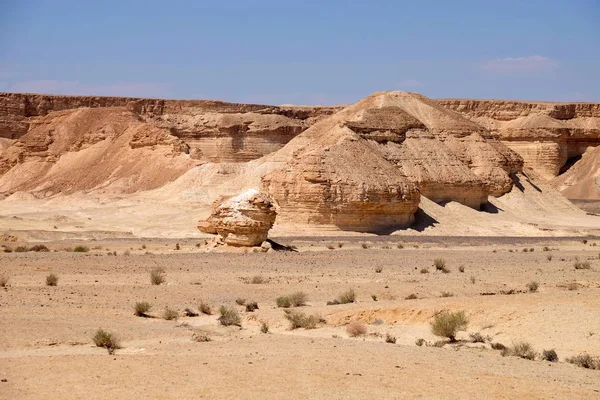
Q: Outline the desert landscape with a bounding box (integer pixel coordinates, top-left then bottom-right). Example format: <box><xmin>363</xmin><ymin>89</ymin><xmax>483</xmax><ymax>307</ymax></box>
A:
<box><xmin>0</xmin><ymin>88</ymin><xmax>599</xmax><ymax>399</ymax></box>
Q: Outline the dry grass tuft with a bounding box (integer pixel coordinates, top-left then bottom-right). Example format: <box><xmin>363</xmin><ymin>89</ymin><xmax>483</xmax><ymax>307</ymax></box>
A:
<box><xmin>150</xmin><ymin>267</ymin><xmax>166</xmax><ymax>285</ymax></box>
<box><xmin>46</xmin><ymin>273</ymin><xmax>59</xmax><ymax>286</ymax></box>
<box><xmin>92</xmin><ymin>329</ymin><xmax>120</xmax><ymax>354</ymax></box>
<box><xmin>218</xmin><ymin>306</ymin><xmax>241</xmax><ymax>326</ymax></box>
<box><xmin>284</xmin><ymin>309</ymin><xmax>322</xmax><ymax>329</ymax></box>
<box><xmin>502</xmin><ymin>341</ymin><xmax>537</xmax><ymax>360</ymax></box>
<box><xmin>346</xmin><ymin>322</ymin><xmax>367</xmax><ymax>337</ymax></box>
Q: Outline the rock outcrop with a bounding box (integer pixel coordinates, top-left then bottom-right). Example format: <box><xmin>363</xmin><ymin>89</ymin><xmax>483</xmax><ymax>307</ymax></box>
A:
<box><xmin>198</xmin><ymin>189</ymin><xmax>277</xmax><ymax>246</ymax></box>
<box><xmin>438</xmin><ymin>99</ymin><xmax>600</xmax><ymax>181</ymax></box>
<box><xmin>262</xmin><ymin>91</ymin><xmax>522</xmax><ymax>232</ymax></box>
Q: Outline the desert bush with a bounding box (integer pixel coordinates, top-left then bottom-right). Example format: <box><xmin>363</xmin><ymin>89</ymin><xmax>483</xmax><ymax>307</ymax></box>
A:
<box><xmin>250</xmin><ymin>275</ymin><xmax>266</xmax><ymax>284</ymax></box>
<box><xmin>199</xmin><ymin>302</ymin><xmax>212</xmax><ymax>315</ymax></box>
<box><xmin>276</xmin><ymin>296</ymin><xmax>292</xmax><ymax>308</ymax></box>
<box><xmin>289</xmin><ymin>291</ymin><xmax>308</xmax><ymax>307</ymax></box>
<box><xmin>184</xmin><ymin>308</ymin><xmax>199</xmax><ymax>317</ymax></box>
<box><xmin>527</xmin><ymin>281</ymin><xmax>539</xmax><ymax>293</ymax></box>
<box><xmin>73</xmin><ymin>245</ymin><xmax>89</xmax><ymax>253</ymax></box>
<box><xmin>490</xmin><ymin>342</ymin><xmax>506</xmax><ymax>351</ymax></box>
<box><xmin>440</xmin><ymin>291</ymin><xmax>454</xmax><ymax>298</ymax></box>
<box><xmin>458</xmin><ymin>266</ymin><xmax>465</xmax><ymax>273</ymax></box>
<box><xmin>235</xmin><ymin>298</ymin><xmax>246</xmax><ymax>306</ymax></box>
<box><xmin>29</xmin><ymin>244</ymin><xmax>49</xmax><ymax>252</ymax></box>
<box><xmin>260</xmin><ymin>321</ymin><xmax>269</xmax><ymax>334</ymax></box>
<box><xmin>547</xmin><ymin>254</ymin><xmax>553</xmax><ymax>261</ymax></box>
<box><xmin>361</xmin><ymin>243</ymin><xmax>370</xmax><ymax>249</ymax></box>
<box><xmin>134</xmin><ymin>301</ymin><xmax>152</xmax><ymax>317</ymax></box>
<box><xmin>566</xmin><ymin>354</ymin><xmax>599</xmax><ymax>370</ymax></box>
<box><xmin>502</xmin><ymin>341</ymin><xmax>537</xmax><ymax>360</ymax></box>
<box><xmin>218</xmin><ymin>306</ymin><xmax>241</xmax><ymax>326</ymax></box>
<box><xmin>192</xmin><ymin>332</ymin><xmax>211</xmax><ymax>342</ymax></box>
<box><xmin>46</xmin><ymin>273</ymin><xmax>59</xmax><ymax>286</ymax></box>
<box><xmin>529</xmin><ymin>248</ymin><xmax>534</xmax><ymax>252</ymax></box>
<box><xmin>338</xmin><ymin>289</ymin><xmax>356</xmax><ymax>304</ymax></box>
<box><xmin>375</xmin><ymin>267</ymin><xmax>383</xmax><ymax>273</ymax></box>
<box><xmin>522</xmin><ymin>248</ymin><xmax>528</xmax><ymax>252</ymax></box>
<box><xmin>415</xmin><ymin>338</ymin><xmax>426</xmax><ymax>347</ymax></box>
<box><xmin>0</xmin><ymin>274</ymin><xmax>9</xmax><ymax>287</ymax></box>
<box><xmin>163</xmin><ymin>307</ymin><xmax>179</xmax><ymax>320</ymax></box>
<box><xmin>434</xmin><ymin>258</ymin><xmax>446</xmax><ymax>271</ymax></box>
<box><xmin>371</xmin><ymin>294</ymin><xmax>378</xmax><ymax>301</ymax></box>
<box><xmin>397</xmin><ymin>243</ymin><xmax>404</xmax><ymax>249</ymax></box>
<box><xmin>541</xmin><ymin>349</ymin><xmax>558</xmax><ymax>362</ymax></box>
<box><xmin>150</xmin><ymin>267</ymin><xmax>166</xmax><ymax>285</ymax></box>
<box><xmin>284</xmin><ymin>309</ymin><xmax>321</xmax><ymax>329</ymax></box>
<box><xmin>3</xmin><ymin>246</ymin><xmax>12</xmax><ymax>253</ymax></box>
<box><xmin>245</xmin><ymin>301</ymin><xmax>259</xmax><ymax>312</ymax></box>
<box><xmin>92</xmin><ymin>329</ymin><xmax>120</xmax><ymax>354</ymax></box>
<box><xmin>419</xmin><ymin>267</ymin><xmax>430</xmax><ymax>274</ymax></box>
<box><xmin>567</xmin><ymin>282</ymin><xmax>580</xmax><ymax>291</ymax></box>
<box><xmin>338</xmin><ymin>242</ymin><xmax>344</xmax><ymax>248</ymax></box>
<box><xmin>14</xmin><ymin>246</ymin><xmax>27</xmax><ymax>252</ymax></box>
<box><xmin>543</xmin><ymin>246</ymin><xmax>550</xmax><ymax>251</ymax></box>
<box><xmin>430</xmin><ymin>310</ymin><xmax>468</xmax><ymax>342</ymax></box>
<box><xmin>574</xmin><ymin>261</ymin><xmax>591</xmax><ymax>270</ymax></box>
<box><xmin>469</xmin><ymin>332</ymin><xmax>489</xmax><ymax>343</ymax></box>
<box><xmin>405</xmin><ymin>293</ymin><xmax>418</xmax><ymax>300</ymax></box>
<box><xmin>346</xmin><ymin>322</ymin><xmax>367</xmax><ymax>337</ymax></box>
<box><xmin>385</xmin><ymin>334</ymin><xmax>397</xmax><ymax>344</ymax></box>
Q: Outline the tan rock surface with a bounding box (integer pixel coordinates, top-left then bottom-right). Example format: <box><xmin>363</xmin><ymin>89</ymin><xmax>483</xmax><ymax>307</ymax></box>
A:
<box><xmin>198</xmin><ymin>189</ymin><xmax>277</xmax><ymax>246</ymax></box>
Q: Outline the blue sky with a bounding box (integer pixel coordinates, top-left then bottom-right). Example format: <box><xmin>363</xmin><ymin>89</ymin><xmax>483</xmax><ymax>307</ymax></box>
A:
<box><xmin>1</xmin><ymin>0</ymin><xmax>599</xmax><ymax>104</ymax></box>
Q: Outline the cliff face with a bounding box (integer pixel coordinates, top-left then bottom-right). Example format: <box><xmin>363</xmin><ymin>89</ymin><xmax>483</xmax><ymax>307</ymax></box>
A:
<box><xmin>438</xmin><ymin>99</ymin><xmax>600</xmax><ymax>180</ymax></box>
<box><xmin>0</xmin><ymin>92</ymin><xmax>339</xmax><ymax>162</ymax></box>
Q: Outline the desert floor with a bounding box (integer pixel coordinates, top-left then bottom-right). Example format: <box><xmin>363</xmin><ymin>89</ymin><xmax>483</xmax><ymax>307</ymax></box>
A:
<box><xmin>1</xmin><ymin>236</ymin><xmax>600</xmax><ymax>399</ymax></box>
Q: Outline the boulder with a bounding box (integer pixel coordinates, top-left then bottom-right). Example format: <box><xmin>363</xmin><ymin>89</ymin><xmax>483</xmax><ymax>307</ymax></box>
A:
<box><xmin>198</xmin><ymin>189</ymin><xmax>277</xmax><ymax>246</ymax></box>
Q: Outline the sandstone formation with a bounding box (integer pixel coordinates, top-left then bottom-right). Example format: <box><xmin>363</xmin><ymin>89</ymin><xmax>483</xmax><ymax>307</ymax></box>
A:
<box><xmin>438</xmin><ymin>99</ymin><xmax>600</xmax><ymax>181</ymax></box>
<box><xmin>198</xmin><ymin>189</ymin><xmax>277</xmax><ymax>246</ymax></box>
<box><xmin>261</xmin><ymin>91</ymin><xmax>523</xmax><ymax>232</ymax></box>
<box><xmin>551</xmin><ymin>145</ymin><xmax>600</xmax><ymax>200</ymax></box>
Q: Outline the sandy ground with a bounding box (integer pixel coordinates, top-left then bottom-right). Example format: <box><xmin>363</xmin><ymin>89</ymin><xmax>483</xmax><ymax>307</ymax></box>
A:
<box><xmin>1</xmin><ymin>238</ymin><xmax>600</xmax><ymax>399</ymax></box>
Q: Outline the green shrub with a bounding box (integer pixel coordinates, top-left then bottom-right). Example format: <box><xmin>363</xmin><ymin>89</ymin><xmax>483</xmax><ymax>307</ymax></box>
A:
<box><xmin>73</xmin><ymin>245</ymin><xmax>89</xmax><ymax>253</ymax></box>
<box><xmin>134</xmin><ymin>301</ymin><xmax>152</xmax><ymax>317</ymax></box>
<box><xmin>150</xmin><ymin>267</ymin><xmax>166</xmax><ymax>285</ymax></box>
<box><xmin>92</xmin><ymin>329</ymin><xmax>120</xmax><ymax>354</ymax></box>
<box><xmin>46</xmin><ymin>273</ymin><xmax>59</xmax><ymax>286</ymax></box>
<box><xmin>284</xmin><ymin>309</ymin><xmax>321</xmax><ymax>329</ymax></box>
<box><xmin>218</xmin><ymin>306</ymin><xmax>241</xmax><ymax>326</ymax></box>
<box><xmin>430</xmin><ymin>310</ymin><xmax>468</xmax><ymax>342</ymax></box>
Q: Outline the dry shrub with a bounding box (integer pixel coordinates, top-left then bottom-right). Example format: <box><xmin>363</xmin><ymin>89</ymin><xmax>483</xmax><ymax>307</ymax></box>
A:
<box><xmin>199</xmin><ymin>302</ymin><xmax>212</xmax><ymax>315</ymax></box>
<box><xmin>218</xmin><ymin>306</ymin><xmax>241</xmax><ymax>326</ymax></box>
<box><xmin>430</xmin><ymin>310</ymin><xmax>468</xmax><ymax>342</ymax></box>
<box><xmin>547</xmin><ymin>254</ymin><xmax>553</xmax><ymax>261</ymax></box>
<box><xmin>397</xmin><ymin>243</ymin><xmax>404</xmax><ymax>249</ymax></box>
<box><xmin>415</xmin><ymin>338</ymin><xmax>426</xmax><ymax>347</ymax></box>
<box><xmin>150</xmin><ymin>267</ymin><xmax>166</xmax><ymax>285</ymax></box>
<box><xmin>385</xmin><ymin>334</ymin><xmax>397</xmax><ymax>344</ymax></box>
<box><xmin>163</xmin><ymin>308</ymin><xmax>179</xmax><ymax>321</ymax></box>
<box><xmin>250</xmin><ymin>275</ymin><xmax>266</xmax><ymax>284</ymax></box>
<box><xmin>260</xmin><ymin>321</ymin><xmax>269</xmax><ymax>334</ymax></box>
<box><xmin>289</xmin><ymin>292</ymin><xmax>308</xmax><ymax>307</ymax></box>
<box><xmin>405</xmin><ymin>293</ymin><xmax>418</xmax><ymax>300</ymax></box>
<box><xmin>567</xmin><ymin>282</ymin><xmax>580</xmax><ymax>291</ymax></box>
<box><xmin>192</xmin><ymin>333</ymin><xmax>211</xmax><ymax>342</ymax></box>
<box><xmin>458</xmin><ymin>266</ymin><xmax>465</xmax><ymax>273</ymax></box>
<box><xmin>574</xmin><ymin>261</ymin><xmax>591</xmax><ymax>270</ymax></box>
<box><xmin>0</xmin><ymin>273</ymin><xmax>9</xmax><ymax>287</ymax></box>
<box><xmin>184</xmin><ymin>308</ymin><xmax>199</xmax><ymax>317</ymax></box>
<box><xmin>526</xmin><ymin>281</ymin><xmax>539</xmax><ymax>293</ymax></box>
<box><xmin>542</xmin><ymin>349</ymin><xmax>558</xmax><ymax>362</ymax></box>
<box><xmin>434</xmin><ymin>258</ymin><xmax>448</xmax><ymax>273</ymax></box>
<box><xmin>491</xmin><ymin>342</ymin><xmax>507</xmax><ymax>351</ymax></box>
<box><xmin>420</xmin><ymin>267</ymin><xmax>429</xmax><ymax>274</ymax></box>
<box><xmin>245</xmin><ymin>301</ymin><xmax>259</xmax><ymax>312</ymax></box>
<box><xmin>46</xmin><ymin>273</ymin><xmax>59</xmax><ymax>286</ymax></box>
<box><xmin>14</xmin><ymin>246</ymin><xmax>27</xmax><ymax>252</ymax></box>
<box><xmin>502</xmin><ymin>341</ymin><xmax>537</xmax><ymax>360</ymax></box>
<box><xmin>361</xmin><ymin>243</ymin><xmax>371</xmax><ymax>249</ymax></box>
<box><xmin>134</xmin><ymin>301</ymin><xmax>152</xmax><ymax>317</ymax></box>
<box><xmin>235</xmin><ymin>298</ymin><xmax>246</xmax><ymax>306</ymax></box>
<box><xmin>375</xmin><ymin>267</ymin><xmax>383</xmax><ymax>273</ymax></box>
<box><xmin>276</xmin><ymin>296</ymin><xmax>292</xmax><ymax>308</ymax></box>
<box><xmin>73</xmin><ymin>245</ymin><xmax>89</xmax><ymax>253</ymax></box>
<box><xmin>346</xmin><ymin>322</ymin><xmax>367</xmax><ymax>337</ymax></box>
<box><xmin>92</xmin><ymin>329</ymin><xmax>120</xmax><ymax>354</ymax></box>
<box><xmin>284</xmin><ymin>309</ymin><xmax>322</xmax><ymax>330</ymax></box>
<box><xmin>440</xmin><ymin>291</ymin><xmax>454</xmax><ymax>298</ymax></box>
<box><xmin>338</xmin><ymin>289</ymin><xmax>356</xmax><ymax>304</ymax></box>
<box><xmin>566</xmin><ymin>354</ymin><xmax>599</xmax><ymax>370</ymax></box>
<box><xmin>29</xmin><ymin>244</ymin><xmax>49</xmax><ymax>252</ymax></box>
<box><xmin>469</xmin><ymin>332</ymin><xmax>489</xmax><ymax>343</ymax></box>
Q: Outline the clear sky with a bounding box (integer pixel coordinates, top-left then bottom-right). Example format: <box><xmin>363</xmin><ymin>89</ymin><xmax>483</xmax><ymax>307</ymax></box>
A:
<box><xmin>1</xmin><ymin>0</ymin><xmax>599</xmax><ymax>104</ymax></box>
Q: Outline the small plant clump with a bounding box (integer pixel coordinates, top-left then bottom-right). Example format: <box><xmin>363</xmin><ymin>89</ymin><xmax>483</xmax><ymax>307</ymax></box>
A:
<box><xmin>199</xmin><ymin>302</ymin><xmax>212</xmax><ymax>315</ymax></box>
<box><xmin>276</xmin><ymin>296</ymin><xmax>292</xmax><ymax>308</ymax></box>
<box><xmin>73</xmin><ymin>245</ymin><xmax>89</xmax><ymax>253</ymax></box>
<box><xmin>397</xmin><ymin>243</ymin><xmax>404</xmax><ymax>249</ymax></box>
<box><xmin>458</xmin><ymin>266</ymin><xmax>465</xmax><ymax>273</ymax></box>
<box><xmin>260</xmin><ymin>321</ymin><xmax>269</xmax><ymax>334</ymax></box>
<box><xmin>405</xmin><ymin>293</ymin><xmax>418</xmax><ymax>300</ymax></box>
<box><xmin>250</xmin><ymin>275</ymin><xmax>266</xmax><ymax>284</ymax></box>
<box><xmin>14</xmin><ymin>246</ymin><xmax>28</xmax><ymax>252</ymax></box>
<box><xmin>420</xmin><ymin>267</ymin><xmax>430</xmax><ymax>274</ymax></box>
<box><xmin>328</xmin><ymin>289</ymin><xmax>356</xmax><ymax>305</ymax></box>
<box><xmin>46</xmin><ymin>273</ymin><xmax>59</xmax><ymax>286</ymax></box>
<box><xmin>192</xmin><ymin>332</ymin><xmax>211</xmax><ymax>342</ymax></box>
<box><xmin>92</xmin><ymin>329</ymin><xmax>120</xmax><ymax>354</ymax></box>
<box><xmin>277</xmin><ymin>292</ymin><xmax>308</xmax><ymax>308</ymax></box>
<box><xmin>150</xmin><ymin>267</ymin><xmax>166</xmax><ymax>285</ymax></box>
<box><xmin>284</xmin><ymin>309</ymin><xmax>322</xmax><ymax>330</ymax></box>
<box><xmin>175</xmin><ymin>243</ymin><xmax>180</xmax><ymax>250</ymax></box>
<box><xmin>415</xmin><ymin>338</ymin><xmax>426</xmax><ymax>346</ymax></box>
<box><xmin>346</xmin><ymin>322</ymin><xmax>367</xmax><ymax>337</ymax></box>
<box><xmin>184</xmin><ymin>308</ymin><xmax>199</xmax><ymax>317</ymax></box>
<box><xmin>245</xmin><ymin>301</ymin><xmax>259</xmax><ymax>312</ymax></box>
<box><xmin>218</xmin><ymin>306</ymin><xmax>241</xmax><ymax>326</ymax></box>
<box><xmin>574</xmin><ymin>261</ymin><xmax>591</xmax><ymax>270</ymax></box>
<box><xmin>566</xmin><ymin>354</ymin><xmax>599</xmax><ymax>370</ymax></box>
<box><xmin>527</xmin><ymin>281</ymin><xmax>539</xmax><ymax>293</ymax></box>
<box><xmin>326</xmin><ymin>244</ymin><xmax>336</xmax><ymax>250</ymax></box>
<box><xmin>361</xmin><ymin>243</ymin><xmax>370</xmax><ymax>249</ymax></box>
<box><xmin>163</xmin><ymin>308</ymin><xmax>179</xmax><ymax>321</ymax></box>
<box><xmin>541</xmin><ymin>349</ymin><xmax>559</xmax><ymax>362</ymax></box>
<box><xmin>430</xmin><ymin>310</ymin><xmax>469</xmax><ymax>342</ymax></box>
<box><xmin>469</xmin><ymin>332</ymin><xmax>489</xmax><ymax>343</ymax></box>
<box><xmin>29</xmin><ymin>244</ymin><xmax>50</xmax><ymax>252</ymax></box>
<box><xmin>375</xmin><ymin>267</ymin><xmax>383</xmax><ymax>273</ymax></box>
<box><xmin>440</xmin><ymin>291</ymin><xmax>454</xmax><ymax>298</ymax></box>
<box><xmin>235</xmin><ymin>298</ymin><xmax>246</xmax><ymax>306</ymax></box>
<box><xmin>134</xmin><ymin>301</ymin><xmax>152</xmax><ymax>317</ymax></box>
<box><xmin>502</xmin><ymin>341</ymin><xmax>537</xmax><ymax>360</ymax></box>
<box><xmin>547</xmin><ymin>254</ymin><xmax>553</xmax><ymax>261</ymax></box>
<box><xmin>0</xmin><ymin>273</ymin><xmax>9</xmax><ymax>287</ymax></box>
<box><xmin>385</xmin><ymin>333</ymin><xmax>397</xmax><ymax>344</ymax></box>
